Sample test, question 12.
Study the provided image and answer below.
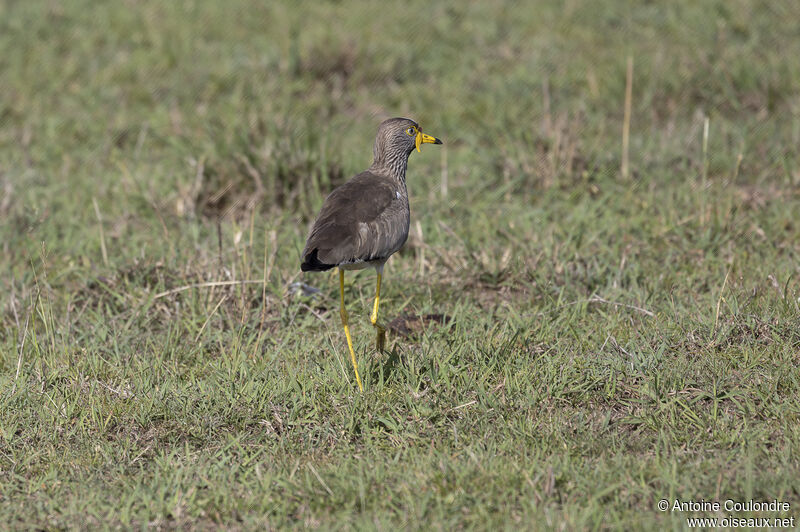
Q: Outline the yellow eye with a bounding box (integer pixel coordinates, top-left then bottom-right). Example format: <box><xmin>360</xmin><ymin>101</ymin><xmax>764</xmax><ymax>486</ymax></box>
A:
<box><xmin>406</xmin><ymin>127</ymin><xmax>416</xmax><ymax>136</ymax></box>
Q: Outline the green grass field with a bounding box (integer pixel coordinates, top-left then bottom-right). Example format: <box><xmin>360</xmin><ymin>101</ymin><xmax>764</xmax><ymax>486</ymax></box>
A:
<box><xmin>2</xmin><ymin>0</ymin><xmax>799</xmax><ymax>529</ymax></box>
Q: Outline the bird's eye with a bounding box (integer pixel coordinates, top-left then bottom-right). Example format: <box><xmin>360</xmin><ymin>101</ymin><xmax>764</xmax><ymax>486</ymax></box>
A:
<box><xmin>406</xmin><ymin>127</ymin><xmax>416</xmax><ymax>136</ymax></box>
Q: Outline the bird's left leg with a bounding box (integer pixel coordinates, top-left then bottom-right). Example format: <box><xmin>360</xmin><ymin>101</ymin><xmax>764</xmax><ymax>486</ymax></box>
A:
<box><xmin>339</xmin><ymin>268</ymin><xmax>363</xmax><ymax>392</ymax></box>
<box><xmin>371</xmin><ymin>265</ymin><xmax>386</xmax><ymax>351</ymax></box>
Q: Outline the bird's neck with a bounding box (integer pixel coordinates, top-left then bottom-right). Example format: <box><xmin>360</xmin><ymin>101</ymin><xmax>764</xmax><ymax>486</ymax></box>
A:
<box><xmin>369</xmin><ymin>152</ymin><xmax>409</xmax><ymax>184</ymax></box>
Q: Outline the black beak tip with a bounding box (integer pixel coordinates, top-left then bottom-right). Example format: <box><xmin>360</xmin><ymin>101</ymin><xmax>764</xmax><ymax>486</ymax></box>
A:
<box><xmin>434</xmin><ymin>137</ymin><xmax>443</xmax><ymax>145</ymax></box>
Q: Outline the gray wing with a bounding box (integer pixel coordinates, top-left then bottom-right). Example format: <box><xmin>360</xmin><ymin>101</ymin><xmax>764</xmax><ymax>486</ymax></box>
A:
<box><xmin>301</xmin><ymin>172</ymin><xmax>409</xmax><ymax>271</ymax></box>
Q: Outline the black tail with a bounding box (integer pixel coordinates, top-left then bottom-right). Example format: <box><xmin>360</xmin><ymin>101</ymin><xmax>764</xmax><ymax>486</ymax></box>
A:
<box><xmin>301</xmin><ymin>249</ymin><xmax>335</xmax><ymax>272</ymax></box>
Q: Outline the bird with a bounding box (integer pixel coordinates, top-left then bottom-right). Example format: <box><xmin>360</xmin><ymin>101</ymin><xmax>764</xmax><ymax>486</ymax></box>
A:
<box><xmin>300</xmin><ymin>117</ymin><xmax>442</xmax><ymax>391</ymax></box>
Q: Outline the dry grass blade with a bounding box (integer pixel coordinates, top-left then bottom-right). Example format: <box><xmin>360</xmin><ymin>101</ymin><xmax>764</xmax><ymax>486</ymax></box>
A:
<box><xmin>11</xmin><ymin>290</ymin><xmax>39</xmax><ymax>395</ymax></box>
<box><xmin>621</xmin><ymin>55</ymin><xmax>633</xmax><ymax>180</ymax></box>
<box><xmin>710</xmin><ymin>264</ymin><xmax>732</xmax><ymax>344</ymax></box>
<box><xmin>153</xmin><ymin>280</ymin><xmax>266</xmax><ymax>300</ymax></box>
<box><xmin>92</xmin><ymin>197</ymin><xmax>109</xmax><ymax>268</ymax></box>
<box><xmin>194</xmin><ymin>295</ymin><xmax>228</xmax><ymax>344</ymax></box>
<box><xmin>587</xmin><ymin>295</ymin><xmax>655</xmax><ymax>317</ymax></box>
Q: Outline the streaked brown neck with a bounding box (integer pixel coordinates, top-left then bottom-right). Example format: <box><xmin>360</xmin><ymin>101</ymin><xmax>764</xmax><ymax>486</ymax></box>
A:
<box><xmin>369</xmin><ymin>138</ymin><xmax>411</xmax><ymax>183</ymax></box>
<box><xmin>369</xmin><ymin>156</ymin><xmax>408</xmax><ymax>183</ymax></box>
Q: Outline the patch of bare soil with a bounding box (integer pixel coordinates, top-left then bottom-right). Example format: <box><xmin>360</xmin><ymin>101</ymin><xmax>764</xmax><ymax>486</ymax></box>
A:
<box><xmin>386</xmin><ymin>313</ymin><xmax>451</xmax><ymax>339</ymax></box>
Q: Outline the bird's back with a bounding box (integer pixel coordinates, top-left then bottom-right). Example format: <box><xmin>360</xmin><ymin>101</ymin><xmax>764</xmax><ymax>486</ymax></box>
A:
<box><xmin>301</xmin><ymin>171</ymin><xmax>410</xmax><ymax>271</ymax></box>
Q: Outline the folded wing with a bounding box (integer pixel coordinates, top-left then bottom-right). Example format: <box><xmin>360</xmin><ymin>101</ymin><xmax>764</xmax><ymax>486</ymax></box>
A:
<box><xmin>301</xmin><ymin>172</ymin><xmax>410</xmax><ymax>271</ymax></box>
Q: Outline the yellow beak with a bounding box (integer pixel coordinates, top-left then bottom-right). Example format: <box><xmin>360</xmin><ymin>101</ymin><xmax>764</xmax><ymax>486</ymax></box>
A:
<box><xmin>415</xmin><ymin>130</ymin><xmax>443</xmax><ymax>152</ymax></box>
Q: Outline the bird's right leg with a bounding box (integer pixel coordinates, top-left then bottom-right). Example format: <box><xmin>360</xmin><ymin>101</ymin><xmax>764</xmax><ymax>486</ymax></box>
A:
<box><xmin>371</xmin><ymin>266</ymin><xmax>386</xmax><ymax>351</ymax></box>
<box><xmin>339</xmin><ymin>268</ymin><xmax>363</xmax><ymax>392</ymax></box>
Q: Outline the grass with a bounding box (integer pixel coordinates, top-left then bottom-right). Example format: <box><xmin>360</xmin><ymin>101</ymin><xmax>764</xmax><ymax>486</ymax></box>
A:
<box><xmin>1</xmin><ymin>0</ymin><xmax>800</xmax><ymax>529</ymax></box>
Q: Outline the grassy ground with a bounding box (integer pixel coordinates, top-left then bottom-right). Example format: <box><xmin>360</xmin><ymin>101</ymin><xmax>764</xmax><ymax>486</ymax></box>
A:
<box><xmin>2</xmin><ymin>0</ymin><xmax>800</xmax><ymax>529</ymax></box>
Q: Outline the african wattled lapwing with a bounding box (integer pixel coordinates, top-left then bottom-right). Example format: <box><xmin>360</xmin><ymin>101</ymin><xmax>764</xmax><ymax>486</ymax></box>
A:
<box><xmin>301</xmin><ymin>117</ymin><xmax>442</xmax><ymax>391</ymax></box>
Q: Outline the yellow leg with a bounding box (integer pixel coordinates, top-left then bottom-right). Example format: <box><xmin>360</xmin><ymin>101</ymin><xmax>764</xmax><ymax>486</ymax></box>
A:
<box><xmin>339</xmin><ymin>269</ymin><xmax>363</xmax><ymax>392</ymax></box>
<box><xmin>370</xmin><ymin>271</ymin><xmax>382</xmax><ymax>325</ymax></box>
<box><xmin>371</xmin><ymin>270</ymin><xmax>386</xmax><ymax>351</ymax></box>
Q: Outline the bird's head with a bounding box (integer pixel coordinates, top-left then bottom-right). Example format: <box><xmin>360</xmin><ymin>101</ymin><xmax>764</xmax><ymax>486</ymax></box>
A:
<box><xmin>373</xmin><ymin>118</ymin><xmax>442</xmax><ymax>165</ymax></box>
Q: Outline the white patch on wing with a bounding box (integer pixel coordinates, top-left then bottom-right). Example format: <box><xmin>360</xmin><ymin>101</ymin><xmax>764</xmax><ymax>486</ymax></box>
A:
<box><xmin>358</xmin><ymin>222</ymin><xmax>370</xmax><ymax>250</ymax></box>
<box><xmin>396</xmin><ymin>190</ymin><xmax>401</xmax><ymax>199</ymax></box>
